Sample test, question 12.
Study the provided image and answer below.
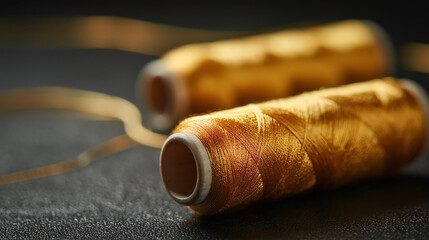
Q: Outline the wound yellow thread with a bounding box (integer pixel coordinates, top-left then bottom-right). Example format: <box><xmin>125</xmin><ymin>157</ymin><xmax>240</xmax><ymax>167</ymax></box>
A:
<box><xmin>168</xmin><ymin>78</ymin><xmax>426</xmax><ymax>215</ymax></box>
<box><xmin>140</xmin><ymin>20</ymin><xmax>393</xmax><ymax>130</ymax></box>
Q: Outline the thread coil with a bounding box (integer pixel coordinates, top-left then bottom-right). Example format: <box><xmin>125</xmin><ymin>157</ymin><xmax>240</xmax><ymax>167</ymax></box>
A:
<box><xmin>141</xmin><ymin>20</ymin><xmax>393</xmax><ymax>131</ymax></box>
<box><xmin>164</xmin><ymin>78</ymin><xmax>426</xmax><ymax>215</ymax></box>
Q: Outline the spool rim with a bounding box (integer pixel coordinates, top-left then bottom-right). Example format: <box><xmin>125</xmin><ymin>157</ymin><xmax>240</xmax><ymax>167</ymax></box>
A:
<box><xmin>136</xmin><ymin>60</ymin><xmax>188</xmax><ymax>132</ymax></box>
<box><xmin>160</xmin><ymin>132</ymin><xmax>212</xmax><ymax>205</ymax></box>
<box><xmin>400</xmin><ymin>79</ymin><xmax>429</xmax><ymax>154</ymax></box>
<box><xmin>362</xmin><ymin>20</ymin><xmax>396</xmax><ymax>76</ymax></box>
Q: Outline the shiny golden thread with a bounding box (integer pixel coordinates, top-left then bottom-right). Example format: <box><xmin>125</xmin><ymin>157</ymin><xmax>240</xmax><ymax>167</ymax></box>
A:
<box><xmin>158</xmin><ymin>20</ymin><xmax>390</xmax><ymax>118</ymax></box>
<box><xmin>173</xmin><ymin>78</ymin><xmax>426</xmax><ymax>215</ymax></box>
<box><xmin>0</xmin><ymin>16</ymin><xmax>245</xmax><ymax>55</ymax></box>
<box><xmin>0</xmin><ymin>19</ymin><xmax>413</xmax><ymax>208</ymax></box>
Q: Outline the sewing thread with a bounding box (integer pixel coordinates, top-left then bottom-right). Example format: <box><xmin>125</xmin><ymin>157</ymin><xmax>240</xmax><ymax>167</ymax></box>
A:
<box><xmin>162</xmin><ymin>78</ymin><xmax>427</xmax><ymax>215</ymax></box>
<box><xmin>140</xmin><ymin>20</ymin><xmax>394</xmax><ymax>131</ymax></box>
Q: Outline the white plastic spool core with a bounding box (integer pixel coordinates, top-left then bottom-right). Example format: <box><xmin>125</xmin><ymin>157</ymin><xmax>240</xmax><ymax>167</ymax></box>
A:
<box><xmin>137</xmin><ymin>60</ymin><xmax>188</xmax><ymax>132</ymax></box>
<box><xmin>160</xmin><ymin>132</ymin><xmax>212</xmax><ymax>205</ymax></box>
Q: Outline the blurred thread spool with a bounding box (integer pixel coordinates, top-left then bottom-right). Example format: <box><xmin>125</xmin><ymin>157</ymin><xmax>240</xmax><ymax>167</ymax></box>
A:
<box><xmin>138</xmin><ymin>20</ymin><xmax>394</xmax><ymax>131</ymax></box>
<box><xmin>160</xmin><ymin>78</ymin><xmax>428</xmax><ymax>215</ymax></box>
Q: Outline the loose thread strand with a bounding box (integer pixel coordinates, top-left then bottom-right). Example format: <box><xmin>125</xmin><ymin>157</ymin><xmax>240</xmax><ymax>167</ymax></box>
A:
<box><xmin>0</xmin><ymin>87</ymin><xmax>168</xmax><ymax>185</ymax></box>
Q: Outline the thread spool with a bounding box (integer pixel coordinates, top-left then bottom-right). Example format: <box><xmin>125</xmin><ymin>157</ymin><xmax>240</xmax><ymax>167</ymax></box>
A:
<box><xmin>139</xmin><ymin>20</ymin><xmax>394</xmax><ymax>131</ymax></box>
<box><xmin>160</xmin><ymin>78</ymin><xmax>428</xmax><ymax>215</ymax></box>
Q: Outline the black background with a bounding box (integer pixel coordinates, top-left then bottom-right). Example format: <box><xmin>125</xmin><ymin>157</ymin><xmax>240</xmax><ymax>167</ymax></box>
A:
<box><xmin>1</xmin><ymin>1</ymin><xmax>429</xmax><ymax>239</ymax></box>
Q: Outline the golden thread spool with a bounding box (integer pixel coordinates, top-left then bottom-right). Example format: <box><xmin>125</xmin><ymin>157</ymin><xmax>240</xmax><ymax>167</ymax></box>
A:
<box><xmin>139</xmin><ymin>20</ymin><xmax>394</xmax><ymax>131</ymax></box>
<box><xmin>160</xmin><ymin>78</ymin><xmax>428</xmax><ymax>215</ymax></box>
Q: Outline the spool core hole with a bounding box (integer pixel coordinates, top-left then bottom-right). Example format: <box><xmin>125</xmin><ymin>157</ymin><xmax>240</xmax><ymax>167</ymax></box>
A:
<box><xmin>161</xmin><ymin>140</ymin><xmax>198</xmax><ymax>199</ymax></box>
<box><xmin>148</xmin><ymin>76</ymin><xmax>170</xmax><ymax>114</ymax></box>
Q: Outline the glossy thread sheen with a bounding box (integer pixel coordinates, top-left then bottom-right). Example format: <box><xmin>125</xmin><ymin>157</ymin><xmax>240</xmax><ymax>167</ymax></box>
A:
<box><xmin>173</xmin><ymin>78</ymin><xmax>426</xmax><ymax>215</ymax></box>
<box><xmin>157</xmin><ymin>20</ymin><xmax>390</xmax><ymax>121</ymax></box>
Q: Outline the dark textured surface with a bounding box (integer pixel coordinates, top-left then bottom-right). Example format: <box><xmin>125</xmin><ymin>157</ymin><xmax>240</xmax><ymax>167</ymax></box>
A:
<box><xmin>1</xmin><ymin>2</ymin><xmax>429</xmax><ymax>239</ymax></box>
